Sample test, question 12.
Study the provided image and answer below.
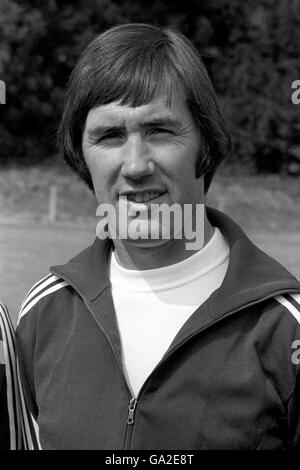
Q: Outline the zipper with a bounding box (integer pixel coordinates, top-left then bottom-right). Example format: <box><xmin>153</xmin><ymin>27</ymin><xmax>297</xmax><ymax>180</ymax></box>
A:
<box><xmin>127</xmin><ymin>397</ymin><xmax>137</xmax><ymax>425</ymax></box>
<box><xmin>123</xmin><ymin>397</ymin><xmax>138</xmax><ymax>449</ymax></box>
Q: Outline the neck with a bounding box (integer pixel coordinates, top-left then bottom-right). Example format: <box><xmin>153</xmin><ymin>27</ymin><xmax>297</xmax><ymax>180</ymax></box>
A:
<box><xmin>113</xmin><ymin>209</ymin><xmax>214</xmax><ymax>270</ymax></box>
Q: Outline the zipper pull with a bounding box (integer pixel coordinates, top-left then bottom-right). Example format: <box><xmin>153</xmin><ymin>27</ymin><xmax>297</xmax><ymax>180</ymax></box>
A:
<box><xmin>127</xmin><ymin>398</ymin><xmax>137</xmax><ymax>425</ymax></box>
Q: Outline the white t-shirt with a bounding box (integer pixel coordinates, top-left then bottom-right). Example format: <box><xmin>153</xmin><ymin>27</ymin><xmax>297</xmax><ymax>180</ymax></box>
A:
<box><xmin>109</xmin><ymin>227</ymin><xmax>229</xmax><ymax>397</ymax></box>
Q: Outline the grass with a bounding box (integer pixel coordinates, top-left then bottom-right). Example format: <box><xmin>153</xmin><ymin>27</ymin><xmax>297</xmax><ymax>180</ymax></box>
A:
<box><xmin>0</xmin><ymin>164</ymin><xmax>96</xmax><ymax>224</ymax></box>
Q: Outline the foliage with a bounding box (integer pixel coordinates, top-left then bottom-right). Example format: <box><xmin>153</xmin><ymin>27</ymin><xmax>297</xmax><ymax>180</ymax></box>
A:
<box><xmin>213</xmin><ymin>0</ymin><xmax>300</xmax><ymax>174</ymax></box>
<box><xmin>0</xmin><ymin>0</ymin><xmax>299</xmax><ymax>174</ymax></box>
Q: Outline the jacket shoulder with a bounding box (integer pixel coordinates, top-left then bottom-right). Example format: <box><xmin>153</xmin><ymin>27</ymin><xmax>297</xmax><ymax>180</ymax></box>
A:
<box><xmin>17</xmin><ymin>273</ymin><xmax>69</xmax><ymax>326</ymax></box>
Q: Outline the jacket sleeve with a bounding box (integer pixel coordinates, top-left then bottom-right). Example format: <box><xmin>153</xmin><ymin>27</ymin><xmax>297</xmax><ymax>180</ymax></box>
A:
<box><xmin>15</xmin><ymin>273</ymin><xmax>68</xmax><ymax>451</ymax></box>
<box><xmin>15</xmin><ymin>306</ymin><xmax>39</xmax><ymax>421</ymax></box>
<box><xmin>262</xmin><ymin>294</ymin><xmax>300</xmax><ymax>448</ymax></box>
<box><xmin>287</xmin><ymin>372</ymin><xmax>300</xmax><ymax>448</ymax></box>
<box><xmin>276</xmin><ymin>294</ymin><xmax>300</xmax><ymax>447</ymax></box>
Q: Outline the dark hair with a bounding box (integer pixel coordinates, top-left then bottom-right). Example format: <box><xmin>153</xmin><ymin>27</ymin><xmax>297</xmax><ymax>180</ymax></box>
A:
<box><xmin>58</xmin><ymin>23</ymin><xmax>231</xmax><ymax>193</ymax></box>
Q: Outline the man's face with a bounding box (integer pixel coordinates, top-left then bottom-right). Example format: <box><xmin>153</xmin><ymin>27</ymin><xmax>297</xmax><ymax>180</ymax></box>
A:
<box><xmin>82</xmin><ymin>87</ymin><xmax>205</xmax><ymax>244</ymax></box>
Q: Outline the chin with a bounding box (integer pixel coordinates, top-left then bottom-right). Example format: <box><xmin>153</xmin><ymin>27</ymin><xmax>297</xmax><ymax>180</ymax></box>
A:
<box><xmin>117</xmin><ymin>219</ymin><xmax>173</xmax><ymax>247</ymax></box>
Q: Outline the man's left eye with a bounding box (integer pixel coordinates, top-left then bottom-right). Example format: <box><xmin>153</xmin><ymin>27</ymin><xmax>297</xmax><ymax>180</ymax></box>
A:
<box><xmin>151</xmin><ymin>128</ymin><xmax>173</xmax><ymax>135</ymax></box>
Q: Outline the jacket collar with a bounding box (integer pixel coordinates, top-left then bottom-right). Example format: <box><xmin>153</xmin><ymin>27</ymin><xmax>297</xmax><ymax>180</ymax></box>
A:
<box><xmin>50</xmin><ymin>207</ymin><xmax>300</xmax><ymax>316</ymax></box>
<box><xmin>206</xmin><ymin>208</ymin><xmax>300</xmax><ymax>319</ymax></box>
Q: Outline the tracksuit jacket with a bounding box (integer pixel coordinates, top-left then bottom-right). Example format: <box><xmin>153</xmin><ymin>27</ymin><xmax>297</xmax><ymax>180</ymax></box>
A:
<box><xmin>15</xmin><ymin>208</ymin><xmax>300</xmax><ymax>450</ymax></box>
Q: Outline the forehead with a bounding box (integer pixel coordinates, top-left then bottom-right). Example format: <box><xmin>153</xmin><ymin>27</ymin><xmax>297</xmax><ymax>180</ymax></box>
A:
<box><xmin>84</xmin><ymin>87</ymin><xmax>192</xmax><ymax>130</ymax></box>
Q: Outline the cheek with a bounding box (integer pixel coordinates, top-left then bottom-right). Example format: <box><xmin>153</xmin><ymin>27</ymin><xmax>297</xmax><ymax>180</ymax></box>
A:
<box><xmin>84</xmin><ymin>149</ymin><xmax>116</xmax><ymax>189</ymax></box>
<box><xmin>164</xmin><ymin>150</ymin><xmax>198</xmax><ymax>186</ymax></box>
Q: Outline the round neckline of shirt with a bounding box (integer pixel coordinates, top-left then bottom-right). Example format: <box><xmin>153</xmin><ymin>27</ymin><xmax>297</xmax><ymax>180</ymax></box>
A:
<box><xmin>109</xmin><ymin>228</ymin><xmax>229</xmax><ymax>292</ymax></box>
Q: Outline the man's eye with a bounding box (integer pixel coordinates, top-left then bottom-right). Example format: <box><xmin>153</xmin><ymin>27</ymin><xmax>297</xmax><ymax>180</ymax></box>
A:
<box><xmin>98</xmin><ymin>132</ymin><xmax>123</xmax><ymax>142</ymax></box>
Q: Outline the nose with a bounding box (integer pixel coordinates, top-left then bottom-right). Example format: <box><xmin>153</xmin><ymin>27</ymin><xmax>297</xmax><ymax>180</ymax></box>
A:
<box><xmin>120</xmin><ymin>135</ymin><xmax>154</xmax><ymax>180</ymax></box>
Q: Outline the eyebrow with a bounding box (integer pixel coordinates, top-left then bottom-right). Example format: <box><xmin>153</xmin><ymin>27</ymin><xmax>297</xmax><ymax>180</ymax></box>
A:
<box><xmin>86</xmin><ymin>117</ymin><xmax>182</xmax><ymax>138</ymax></box>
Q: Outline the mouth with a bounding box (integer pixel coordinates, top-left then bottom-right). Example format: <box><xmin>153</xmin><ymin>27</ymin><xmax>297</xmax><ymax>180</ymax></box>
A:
<box><xmin>120</xmin><ymin>190</ymin><xmax>167</xmax><ymax>204</ymax></box>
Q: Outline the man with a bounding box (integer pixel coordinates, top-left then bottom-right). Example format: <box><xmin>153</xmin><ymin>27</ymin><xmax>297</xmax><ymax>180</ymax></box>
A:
<box><xmin>16</xmin><ymin>24</ymin><xmax>300</xmax><ymax>450</ymax></box>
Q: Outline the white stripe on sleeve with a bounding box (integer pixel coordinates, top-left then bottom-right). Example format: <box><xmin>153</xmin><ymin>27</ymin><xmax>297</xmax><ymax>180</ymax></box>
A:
<box><xmin>275</xmin><ymin>295</ymin><xmax>300</xmax><ymax>324</ymax></box>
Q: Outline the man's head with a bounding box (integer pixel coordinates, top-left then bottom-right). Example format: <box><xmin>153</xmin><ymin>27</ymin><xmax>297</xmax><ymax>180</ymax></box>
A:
<box><xmin>58</xmin><ymin>23</ymin><xmax>231</xmax><ymax>195</ymax></box>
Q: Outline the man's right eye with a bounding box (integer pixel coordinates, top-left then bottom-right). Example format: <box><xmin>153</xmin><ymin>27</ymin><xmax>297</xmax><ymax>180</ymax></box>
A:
<box><xmin>98</xmin><ymin>132</ymin><xmax>123</xmax><ymax>142</ymax></box>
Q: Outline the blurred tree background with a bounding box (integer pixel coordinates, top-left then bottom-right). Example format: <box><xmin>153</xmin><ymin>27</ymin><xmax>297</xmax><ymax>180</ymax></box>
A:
<box><xmin>0</xmin><ymin>0</ymin><xmax>299</xmax><ymax>174</ymax></box>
